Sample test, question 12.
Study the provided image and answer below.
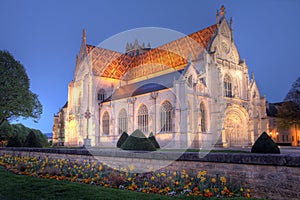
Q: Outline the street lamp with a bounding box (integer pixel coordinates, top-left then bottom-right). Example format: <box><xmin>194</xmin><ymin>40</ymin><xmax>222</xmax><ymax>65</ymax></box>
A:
<box><xmin>84</xmin><ymin>108</ymin><xmax>92</xmax><ymax>147</ymax></box>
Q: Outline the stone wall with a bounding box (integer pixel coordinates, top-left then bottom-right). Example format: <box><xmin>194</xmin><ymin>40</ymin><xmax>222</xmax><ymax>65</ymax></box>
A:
<box><xmin>1</xmin><ymin>147</ymin><xmax>299</xmax><ymax>200</ymax></box>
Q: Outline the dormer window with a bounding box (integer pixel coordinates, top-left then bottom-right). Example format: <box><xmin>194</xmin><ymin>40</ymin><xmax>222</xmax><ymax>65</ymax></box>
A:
<box><xmin>98</xmin><ymin>89</ymin><xmax>106</xmax><ymax>102</ymax></box>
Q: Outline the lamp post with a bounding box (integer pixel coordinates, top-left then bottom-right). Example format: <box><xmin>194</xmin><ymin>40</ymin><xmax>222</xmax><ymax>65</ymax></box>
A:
<box><xmin>84</xmin><ymin>108</ymin><xmax>92</xmax><ymax>147</ymax></box>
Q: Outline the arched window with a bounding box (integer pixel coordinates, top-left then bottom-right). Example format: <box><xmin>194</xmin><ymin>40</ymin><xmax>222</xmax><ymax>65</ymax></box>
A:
<box><xmin>224</xmin><ymin>74</ymin><xmax>232</xmax><ymax>98</ymax></box>
<box><xmin>137</xmin><ymin>104</ymin><xmax>148</xmax><ymax>133</ymax></box>
<box><xmin>187</xmin><ymin>75</ymin><xmax>193</xmax><ymax>87</ymax></box>
<box><xmin>200</xmin><ymin>102</ymin><xmax>206</xmax><ymax>133</ymax></box>
<box><xmin>102</xmin><ymin>111</ymin><xmax>110</xmax><ymax>135</ymax></box>
<box><xmin>98</xmin><ymin>89</ymin><xmax>106</xmax><ymax>102</ymax></box>
<box><xmin>160</xmin><ymin>101</ymin><xmax>173</xmax><ymax>132</ymax></box>
<box><xmin>118</xmin><ymin>108</ymin><xmax>128</xmax><ymax>134</ymax></box>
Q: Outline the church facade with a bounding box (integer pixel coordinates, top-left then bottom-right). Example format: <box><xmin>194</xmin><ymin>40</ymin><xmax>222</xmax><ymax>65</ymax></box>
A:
<box><xmin>52</xmin><ymin>7</ymin><xmax>268</xmax><ymax>148</ymax></box>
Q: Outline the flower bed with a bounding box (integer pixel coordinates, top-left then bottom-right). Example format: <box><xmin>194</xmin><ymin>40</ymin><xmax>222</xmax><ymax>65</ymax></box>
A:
<box><xmin>0</xmin><ymin>154</ymin><xmax>251</xmax><ymax>198</ymax></box>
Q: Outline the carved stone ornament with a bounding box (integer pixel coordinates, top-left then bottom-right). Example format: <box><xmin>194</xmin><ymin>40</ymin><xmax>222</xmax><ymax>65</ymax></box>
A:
<box><xmin>221</xmin><ymin>40</ymin><xmax>230</xmax><ymax>54</ymax></box>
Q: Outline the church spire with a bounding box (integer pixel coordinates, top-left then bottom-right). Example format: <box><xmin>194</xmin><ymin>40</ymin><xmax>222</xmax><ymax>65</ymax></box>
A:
<box><xmin>82</xmin><ymin>29</ymin><xmax>87</xmax><ymax>44</ymax></box>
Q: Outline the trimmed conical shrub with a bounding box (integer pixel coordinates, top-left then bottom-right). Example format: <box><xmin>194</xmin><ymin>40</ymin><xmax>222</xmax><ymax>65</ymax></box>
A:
<box><xmin>120</xmin><ymin>129</ymin><xmax>156</xmax><ymax>151</ymax></box>
<box><xmin>117</xmin><ymin>132</ymin><xmax>128</xmax><ymax>148</ymax></box>
<box><xmin>148</xmin><ymin>132</ymin><xmax>160</xmax><ymax>149</ymax></box>
<box><xmin>251</xmin><ymin>132</ymin><xmax>280</xmax><ymax>154</ymax></box>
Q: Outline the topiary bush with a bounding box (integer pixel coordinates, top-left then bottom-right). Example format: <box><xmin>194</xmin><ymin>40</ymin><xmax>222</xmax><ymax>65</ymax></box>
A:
<box><xmin>251</xmin><ymin>132</ymin><xmax>280</xmax><ymax>154</ymax></box>
<box><xmin>116</xmin><ymin>132</ymin><xmax>128</xmax><ymax>148</ymax></box>
<box><xmin>120</xmin><ymin>129</ymin><xmax>156</xmax><ymax>151</ymax></box>
<box><xmin>148</xmin><ymin>132</ymin><xmax>160</xmax><ymax>149</ymax></box>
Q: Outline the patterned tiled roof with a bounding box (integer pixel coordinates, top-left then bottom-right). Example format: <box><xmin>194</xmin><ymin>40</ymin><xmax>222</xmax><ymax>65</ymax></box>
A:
<box><xmin>87</xmin><ymin>24</ymin><xmax>217</xmax><ymax>80</ymax></box>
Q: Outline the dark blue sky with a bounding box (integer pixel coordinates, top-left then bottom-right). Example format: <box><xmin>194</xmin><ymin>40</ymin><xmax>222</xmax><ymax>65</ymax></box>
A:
<box><xmin>1</xmin><ymin>0</ymin><xmax>299</xmax><ymax>133</ymax></box>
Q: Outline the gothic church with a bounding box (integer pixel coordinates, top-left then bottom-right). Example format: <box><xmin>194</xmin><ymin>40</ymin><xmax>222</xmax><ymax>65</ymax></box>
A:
<box><xmin>52</xmin><ymin>6</ymin><xmax>268</xmax><ymax>148</ymax></box>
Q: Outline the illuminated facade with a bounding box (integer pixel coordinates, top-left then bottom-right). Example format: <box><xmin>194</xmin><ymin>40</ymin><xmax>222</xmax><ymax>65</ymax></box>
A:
<box><xmin>53</xmin><ymin>6</ymin><xmax>268</xmax><ymax>147</ymax></box>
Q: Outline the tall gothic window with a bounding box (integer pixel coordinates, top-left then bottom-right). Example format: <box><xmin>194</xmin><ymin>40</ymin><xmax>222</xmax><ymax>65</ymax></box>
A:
<box><xmin>160</xmin><ymin>101</ymin><xmax>173</xmax><ymax>132</ymax></box>
<box><xmin>98</xmin><ymin>89</ymin><xmax>106</xmax><ymax>102</ymax></box>
<box><xmin>187</xmin><ymin>75</ymin><xmax>193</xmax><ymax>87</ymax></box>
<box><xmin>102</xmin><ymin>111</ymin><xmax>110</xmax><ymax>135</ymax></box>
<box><xmin>118</xmin><ymin>108</ymin><xmax>128</xmax><ymax>134</ymax></box>
<box><xmin>188</xmin><ymin>101</ymin><xmax>192</xmax><ymax>132</ymax></box>
<box><xmin>224</xmin><ymin>74</ymin><xmax>233</xmax><ymax>98</ymax></box>
<box><xmin>137</xmin><ymin>104</ymin><xmax>148</xmax><ymax>133</ymax></box>
<box><xmin>200</xmin><ymin>102</ymin><xmax>206</xmax><ymax>133</ymax></box>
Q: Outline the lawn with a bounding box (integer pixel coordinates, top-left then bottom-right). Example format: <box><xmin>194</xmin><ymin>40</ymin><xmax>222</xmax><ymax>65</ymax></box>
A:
<box><xmin>0</xmin><ymin>167</ymin><xmax>262</xmax><ymax>200</ymax></box>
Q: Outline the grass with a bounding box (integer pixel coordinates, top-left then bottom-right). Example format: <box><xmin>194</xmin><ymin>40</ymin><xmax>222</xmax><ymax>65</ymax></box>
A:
<box><xmin>0</xmin><ymin>167</ymin><xmax>262</xmax><ymax>200</ymax></box>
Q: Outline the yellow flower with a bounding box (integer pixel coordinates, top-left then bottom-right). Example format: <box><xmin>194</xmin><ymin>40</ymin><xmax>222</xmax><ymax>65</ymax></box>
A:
<box><xmin>220</xmin><ymin>176</ymin><xmax>227</xmax><ymax>183</ymax></box>
<box><xmin>127</xmin><ymin>177</ymin><xmax>131</xmax><ymax>181</ymax></box>
<box><xmin>161</xmin><ymin>172</ymin><xmax>166</xmax><ymax>177</ymax></box>
<box><xmin>198</xmin><ymin>170</ymin><xmax>207</xmax><ymax>176</ymax></box>
<box><xmin>144</xmin><ymin>181</ymin><xmax>148</xmax><ymax>186</ymax></box>
<box><xmin>201</xmin><ymin>177</ymin><xmax>206</xmax><ymax>182</ymax></box>
<box><xmin>151</xmin><ymin>176</ymin><xmax>155</xmax><ymax>181</ymax></box>
<box><xmin>99</xmin><ymin>165</ymin><xmax>103</xmax><ymax>171</ymax></box>
<box><xmin>129</xmin><ymin>164</ymin><xmax>135</xmax><ymax>171</ymax></box>
<box><xmin>246</xmin><ymin>189</ymin><xmax>251</xmax><ymax>193</ymax></box>
<box><xmin>240</xmin><ymin>188</ymin><xmax>244</xmax><ymax>192</ymax></box>
<box><xmin>211</xmin><ymin>178</ymin><xmax>216</xmax><ymax>183</ymax></box>
<box><xmin>173</xmin><ymin>171</ymin><xmax>177</xmax><ymax>176</ymax></box>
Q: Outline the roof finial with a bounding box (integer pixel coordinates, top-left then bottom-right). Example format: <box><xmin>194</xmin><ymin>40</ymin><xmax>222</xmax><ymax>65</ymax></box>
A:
<box><xmin>230</xmin><ymin>17</ymin><xmax>233</xmax><ymax>28</ymax></box>
<box><xmin>134</xmin><ymin>39</ymin><xmax>139</xmax><ymax>49</ymax></box>
<box><xmin>220</xmin><ymin>5</ymin><xmax>226</xmax><ymax>17</ymax></box>
<box><xmin>216</xmin><ymin>9</ymin><xmax>219</xmax><ymax>23</ymax></box>
<box><xmin>82</xmin><ymin>29</ymin><xmax>86</xmax><ymax>44</ymax></box>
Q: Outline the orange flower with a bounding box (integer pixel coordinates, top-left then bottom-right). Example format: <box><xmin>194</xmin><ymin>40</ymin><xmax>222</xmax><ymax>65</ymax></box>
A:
<box><xmin>220</xmin><ymin>176</ymin><xmax>227</xmax><ymax>183</ymax></box>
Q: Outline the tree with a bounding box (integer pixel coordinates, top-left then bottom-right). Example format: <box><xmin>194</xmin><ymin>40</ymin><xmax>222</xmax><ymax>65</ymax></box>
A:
<box><xmin>25</xmin><ymin>130</ymin><xmax>42</xmax><ymax>147</ymax></box>
<box><xmin>6</xmin><ymin>135</ymin><xmax>22</xmax><ymax>147</ymax></box>
<box><xmin>0</xmin><ymin>50</ymin><xmax>42</xmax><ymax>126</ymax></box>
<box><xmin>276</xmin><ymin>101</ymin><xmax>300</xmax><ymax>129</ymax></box>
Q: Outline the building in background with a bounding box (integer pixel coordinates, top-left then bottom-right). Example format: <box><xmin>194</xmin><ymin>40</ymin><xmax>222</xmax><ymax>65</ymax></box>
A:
<box><xmin>267</xmin><ymin>101</ymin><xmax>300</xmax><ymax>146</ymax></box>
<box><xmin>53</xmin><ymin>6</ymin><xmax>267</xmax><ymax>148</ymax></box>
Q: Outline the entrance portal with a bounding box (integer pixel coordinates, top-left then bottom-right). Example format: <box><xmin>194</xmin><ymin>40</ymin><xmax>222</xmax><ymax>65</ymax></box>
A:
<box><xmin>224</xmin><ymin>111</ymin><xmax>249</xmax><ymax>147</ymax></box>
